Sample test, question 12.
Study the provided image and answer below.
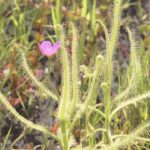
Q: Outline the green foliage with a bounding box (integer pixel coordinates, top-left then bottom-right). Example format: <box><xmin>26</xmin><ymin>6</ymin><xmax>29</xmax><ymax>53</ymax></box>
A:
<box><xmin>114</xmin><ymin>27</ymin><xmax>141</xmax><ymax>103</ymax></box>
<box><xmin>102</xmin><ymin>121</ymin><xmax>150</xmax><ymax>150</ymax></box>
<box><xmin>58</xmin><ymin>26</ymin><xmax>71</xmax><ymax>150</ymax></box>
<box><xmin>0</xmin><ymin>91</ymin><xmax>61</xmax><ymax>145</ymax></box>
<box><xmin>0</xmin><ymin>0</ymin><xmax>149</xmax><ymax>149</ymax></box>
<box><xmin>2</xmin><ymin>126</ymin><xmax>12</xmax><ymax>150</ymax></box>
<box><xmin>81</xmin><ymin>0</ymin><xmax>88</xmax><ymax>18</ymax></box>
<box><xmin>16</xmin><ymin>46</ymin><xmax>58</xmax><ymax>101</ymax></box>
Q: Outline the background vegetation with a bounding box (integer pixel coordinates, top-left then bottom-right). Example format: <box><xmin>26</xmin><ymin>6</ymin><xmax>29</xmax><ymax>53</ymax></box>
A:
<box><xmin>0</xmin><ymin>0</ymin><xmax>149</xmax><ymax>149</ymax></box>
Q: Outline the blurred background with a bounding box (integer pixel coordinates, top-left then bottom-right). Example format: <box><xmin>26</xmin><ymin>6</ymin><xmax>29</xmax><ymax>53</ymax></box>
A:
<box><xmin>0</xmin><ymin>0</ymin><xmax>149</xmax><ymax>149</ymax></box>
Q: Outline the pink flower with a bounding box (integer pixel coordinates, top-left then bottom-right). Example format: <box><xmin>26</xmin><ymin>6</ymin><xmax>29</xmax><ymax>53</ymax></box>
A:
<box><xmin>38</xmin><ymin>40</ymin><xmax>61</xmax><ymax>56</ymax></box>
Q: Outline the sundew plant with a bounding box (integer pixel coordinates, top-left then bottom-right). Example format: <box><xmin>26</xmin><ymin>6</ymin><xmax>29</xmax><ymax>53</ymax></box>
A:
<box><xmin>0</xmin><ymin>0</ymin><xmax>150</xmax><ymax>150</ymax></box>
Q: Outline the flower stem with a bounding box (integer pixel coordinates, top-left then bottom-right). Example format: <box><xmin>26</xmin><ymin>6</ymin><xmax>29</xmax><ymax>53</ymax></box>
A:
<box><xmin>61</xmin><ymin>119</ymin><xmax>69</xmax><ymax>150</ymax></box>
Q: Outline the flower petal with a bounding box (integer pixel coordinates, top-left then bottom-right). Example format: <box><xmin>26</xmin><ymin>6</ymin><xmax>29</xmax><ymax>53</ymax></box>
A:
<box><xmin>50</xmin><ymin>41</ymin><xmax>61</xmax><ymax>54</ymax></box>
<box><xmin>38</xmin><ymin>40</ymin><xmax>61</xmax><ymax>56</ymax></box>
<box><xmin>39</xmin><ymin>40</ymin><xmax>52</xmax><ymax>54</ymax></box>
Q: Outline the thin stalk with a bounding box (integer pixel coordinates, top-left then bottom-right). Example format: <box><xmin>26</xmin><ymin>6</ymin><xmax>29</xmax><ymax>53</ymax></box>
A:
<box><xmin>58</xmin><ymin>28</ymin><xmax>70</xmax><ymax>150</ymax></box>
<box><xmin>61</xmin><ymin>120</ymin><xmax>68</xmax><ymax>150</ymax></box>
<box><xmin>101</xmin><ymin>83</ymin><xmax>112</xmax><ymax>144</ymax></box>
<box><xmin>56</xmin><ymin>0</ymin><xmax>61</xmax><ymax>24</ymax></box>
<box><xmin>103</xmin><ymin>0</ymin><xmax>121</xmax><ymax>144</ymax></box>
<box><xmin>10</xmin><ymin>131</ymin><xmax>25</xmax><ymax>149</ymax></box>
<box><xmin>71</xmin><ymin>23</ymin><xmax>79</xmax><ymax>116</ymax></box>
<box><xmin>69</xmin><ymin>55</ymin><xmax>103</xmax><ymax>134</ymax></box>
